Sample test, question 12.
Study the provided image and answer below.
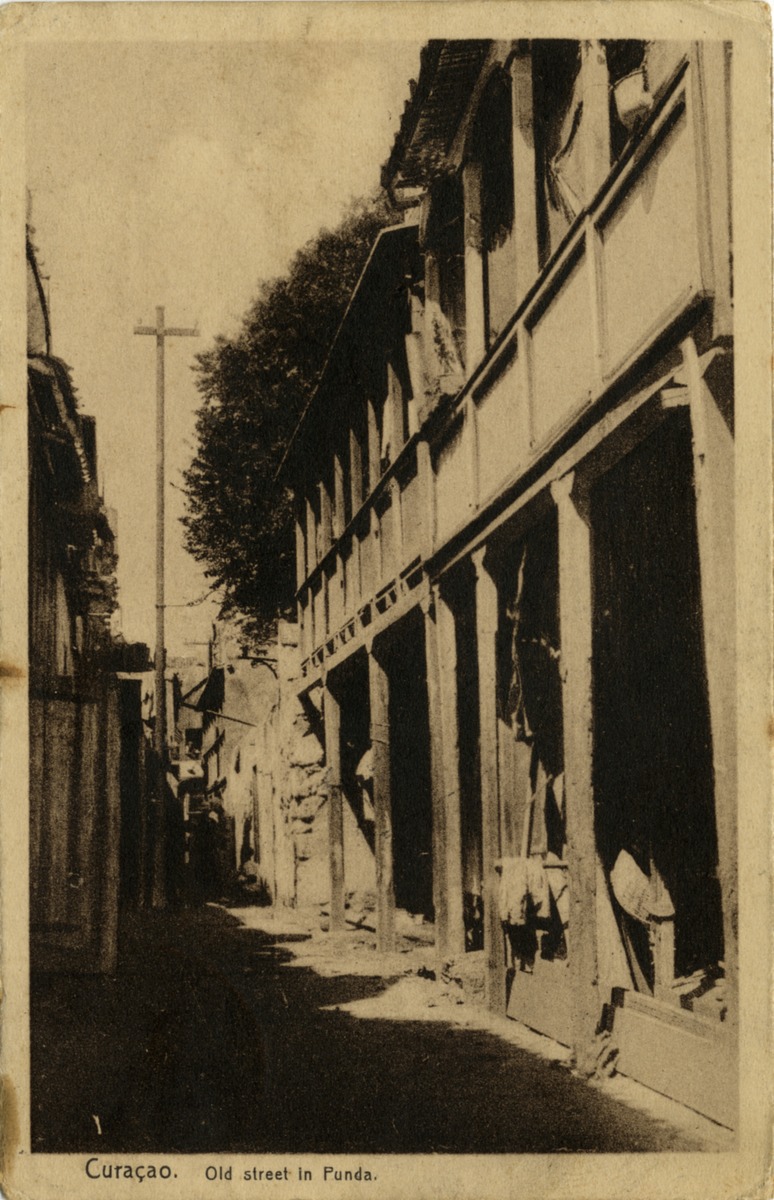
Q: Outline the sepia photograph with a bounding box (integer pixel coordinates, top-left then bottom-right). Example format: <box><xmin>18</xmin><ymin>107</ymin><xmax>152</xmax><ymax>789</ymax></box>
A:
<box><xmin>0</xmin><ymin>3</ymin><xmax>771</xmax><ymax>1198</ymax></box>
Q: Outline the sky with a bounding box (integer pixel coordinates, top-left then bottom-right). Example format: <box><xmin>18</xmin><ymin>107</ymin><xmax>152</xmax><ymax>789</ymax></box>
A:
<box><xmin>26</xmin><ymin>38</ymin><xmax>422</xmax><ymax>658</ymax></box>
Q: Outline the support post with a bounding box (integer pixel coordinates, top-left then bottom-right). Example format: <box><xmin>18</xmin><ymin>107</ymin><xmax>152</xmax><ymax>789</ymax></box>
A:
<box><xmin>431</xmin><ymin>586</ymin><xmax>465</xmax><ymax>958</ymax></box>
<box><xmin>368</xmin><ymin>644</ymin><xmax>395</xmax><ymax>952</ymax></box>
<box><xmin>319</xmin><ymin>477</ymin><xmax>332</xmax><ymax>558</ymax></box>
<box><xmin>367</xmin><ymin>396</ymin><xmax>380</xmax><ymax>486</ymax></box>
<box><xmin>462</xmin><ymin>160</ymin><xmax>487</xmax><ymax>374</ymax></box>
<box><xmin>294</xmin><ymin>494</ymin><xmax>306</xmax><ymax>591</ymax></box>
<box><xmin>472</xmin><ymin>547</ymin><xmax>505</xmax><ymax>1013</ymax></box>
<box><xmin>423</xmin><ymin>593</ymin><xmax>448</xmax><ymax>954</ymax></box>
<box><xmin>417</xmin><ymin>437</ymin><xmax>435</xmax><ymax>559</ymax></box>
<box><xmin>389</xmin><ymin>476</ymin><xmax>402</xmax><ymax>570</ymax></box>
<box><xmin>683</xmin><ymin>338</ymin><xmax>737</xmax><ymax>1024</ymax></box>
<box><xmin>305</xmin><ymin>492</ymin><xmax>317</xmax><ymax>574</ymax></box>
<box><xmin>552</xmin><ymin>472</ymin><xmax>598</xmax><ymax>1074</ymax></box>
<box><xmin>324</xmin><ymin>680</ymin><xmax>346</xmax><ymax>933</ymax></box>
<box><xmin>152</xmin><ymin>310</ymin><xmax>167</xmax><ymax>907</ymax></box>
<box><xmin>509</xmin><ymin>47</ymin><xmax>539</xmax><ymax>307</ymax></box>
<box><xmin>349</xmin><ymin>424</ymin><xmax>363</xmax><ymax>513</ymax></box>
<box><xmin>333</xmin><ymin>449</ymin><xmax>345</xmax><ymax>540</ymax></box>
<box><xmin>387</xmin><ymin>361</ymin><xmax>405</xmax><ymax>459</ymax></box>
<box><xmin>579</xmin><ymin>41</ymin><xmax>611</xmax><ymax>202</ymax></box>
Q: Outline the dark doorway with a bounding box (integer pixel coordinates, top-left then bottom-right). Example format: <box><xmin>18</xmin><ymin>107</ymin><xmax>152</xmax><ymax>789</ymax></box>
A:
<box><xmin>592</xmin><ymin>414</ymin><xmax>723</xmax><ymax>986</ymax></box>
<box><xmin>444</xmin><ymin>564</ymin><xmax>484</xmax><ymax>951</ymax></box>
<box><xmin>339</xmin><ymin>650</ymin><xmax>375</xmax><ymax>855</ymax></box>
<box><xmin>387</xmin><ymin>614</ymin><xmax>434</xmax><ymax>921</ymax></box>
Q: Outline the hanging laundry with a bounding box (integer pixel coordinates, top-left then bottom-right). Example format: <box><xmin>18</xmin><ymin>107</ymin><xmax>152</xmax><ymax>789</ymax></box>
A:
<box><xmin>526</xmin><ymin>855</ymin><xmax>549</xmax><ymax>918</ymax></box>
<box><xmin>528</xmin><ymin>764</ymin><xmax>549</xmax><ymax>856</ymax></box>
<box><xmin>497</xmin><ymin>855</ymin><xmax>551</xmax><ymax>926</ymax></box>
<box><xmin>546</xmin><ymin>94</ymin><xmax>586</xmax><ymax>228</ymax></box>
<box><xmin>545</xmin><ymin>852</ymin><xmax>570</xmax><ymax>927</ymax></box>
<box><xmin>504</xmin><ymin>546</ymin><xmax>531</xmax><ymax>741</ymax></box>
<box><xmin>424</xmin><ymin>297</ymin><xmax>464</xmax><ymax>379</ymax></box>
<box><xmin>497</xmin><ymin>856</ymin><xmax>529</xmax><ymax>925</ymax></box>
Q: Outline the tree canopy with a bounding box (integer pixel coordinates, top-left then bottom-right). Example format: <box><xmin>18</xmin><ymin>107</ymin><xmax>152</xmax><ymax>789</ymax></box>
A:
<box><xmin>182</xmin><ymin>191</ymin><xmax>397</xmax><ymax>648</ymax></box>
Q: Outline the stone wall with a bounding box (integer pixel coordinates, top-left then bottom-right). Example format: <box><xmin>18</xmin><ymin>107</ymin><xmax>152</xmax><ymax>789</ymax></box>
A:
<box><xmin>272</xmin><ymin>622</ymin><xmax>376</xmax><ymax>919</ymax></box>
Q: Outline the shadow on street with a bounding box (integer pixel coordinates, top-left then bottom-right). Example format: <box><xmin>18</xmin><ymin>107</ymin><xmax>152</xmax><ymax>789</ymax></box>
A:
<box><xmin>31</xmin><ymin>904</ymin><xmax>709</xmax><ymax>1154</ymax></box>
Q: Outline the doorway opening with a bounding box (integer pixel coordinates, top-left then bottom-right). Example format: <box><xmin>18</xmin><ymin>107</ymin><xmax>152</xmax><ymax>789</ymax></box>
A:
<box><xmin>592</xmin><ymin>414</ymin><xmax>724</xmax><ymax>999</ymax></box>
<box><xmin>387</xmin><ymin>612</ymin><xmax>435</xmax><ymax>925</ymax></box>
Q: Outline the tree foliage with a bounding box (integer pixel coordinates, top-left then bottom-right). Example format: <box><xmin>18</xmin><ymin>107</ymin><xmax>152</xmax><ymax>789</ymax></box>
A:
<box><xmin>182</xmin><ymin>191</ymin><xmax>397</xmax><ymax>648</ymax></box>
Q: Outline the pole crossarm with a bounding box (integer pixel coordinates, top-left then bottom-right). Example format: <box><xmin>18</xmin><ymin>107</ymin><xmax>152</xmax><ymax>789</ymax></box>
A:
<box><xmin>134</xmin><ymin>304</ymin><xmax>199</xmax><ymax>343</ymax></box>
<box><xmin>134</xmin><ymin>326</ymin><xmax>199</xmax><ymax>338</ymax></box>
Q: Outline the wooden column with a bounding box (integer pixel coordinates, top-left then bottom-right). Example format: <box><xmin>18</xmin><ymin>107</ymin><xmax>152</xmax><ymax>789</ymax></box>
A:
<box><xmin>367</xmin><ymin>396</ymin><xmax>380</xmax><ymax>487</ymax></box>
<box><xmin>579</xmin><ymin>41</ymin><xmax>611</xmax><ymax>202</ymax></box>
<box><xmin>306</xmin><ymin>586</ymin><xmax>316</xmax><ymax>657</ymax></box>
<box><xmin>683</xmin><ymin>338</ymin><xmax>737</xmax><ymax>1021</ymax></box>
<box><xmin>424</xmin><ymin>249</ymin><xmax>442</xmax><ymax>362</ymax></box>
<box><xmin>387</xmin><ymin>361</ymin><xmax>405</xmax><ymax>458</ymax></box>
<box><xmin>294</xmin><ymin>494</ymin><xmax>306</xmax><ymax>590</ymax></box>
<box><xmin>318</xmin><ymin>478</ymin><xmax>332</xmax><ymax>559</ymax></box>
<box><xmin>324</xmin><ymin>680</ymin><xmax>346</xmax><ymax>932</ymax></box>
<box><xmin>366</xmin><ymin>398</ymin><xmax>382</xmax><ymax>590</ymax></box>
<box><xmin>333</xmin><ymin>449</ymin><xmax>345</xmax><ymax>540</ymax></box>
<box><xmin>463</xmin><ymin>160</ymin><xmax>487</xmax><ymax>374</ymax></box>
<box><xmin>349</xmin><ymin>424</ymin><xmax>363</xmax><ymax>514</ymax></box>
<box><xmin>368</xmin><ymin>644</ymin><xmax>395</xmax><ymax>952</ymax></box>
<box><xmin>472</xmin><ymin>547</ymin><xmax>506</xmax><ymax>1012</ymax></box>
<box><xmin>417</xmin><ymin>437</ymin><xmax>435</xmax><ymax>559</ymax></box>
<box><xmin>297</xmin><ymin>594</ymin><xmax>306</xmax><ymax>661</ymax></box>
<box><xmin>509</xmin><ymin>47</ymin><xmax>539</xmax><ymax>307</ymax></box>
<box><xmin>305</xmin><ymin>493</ymin><xmax>317</xmax><ymax>574</ymax></box>
<box><xmin>389</xmin><ymin>476</ymin><xmax>402</xmax><ymax>570</ymax></box>
<box><xmin>552</xmin><ymin>471</ymin><xmax>598</xmax><ymax>1075</ymax></box>
<box><xmin>423</xmin><ymin>593</ymin><xmax>448</xmax><ymax>954</ymax></box>
<box><xmin>350</xmin><ymin>533</ymin><xmax>362</xmax><ymax>611</ymax></box>
<box><xmin>693</xmin><ymin>42</ymin><xmax>732</xmax><ymax>338</ymax></box>
<box><xmin>434</xmin><ymin>586</ymin><xmax>465</xmax><ymax>957</ymax></box>
<box><xmin>465</xmin><ymin>395</ymin><xmax>480</xmax><ymax>513</ymax></box>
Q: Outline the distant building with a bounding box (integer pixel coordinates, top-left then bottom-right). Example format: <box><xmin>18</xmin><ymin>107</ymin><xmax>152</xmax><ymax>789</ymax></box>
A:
<box><xmin>191</xmin><ymin>623</ymin><xmax>282</xmax><ymax>901</ymax></box>
<box><xmin>281</xmin><ymin>41</ymin><xmax>735</xmax><ymax>1126</ymax></box>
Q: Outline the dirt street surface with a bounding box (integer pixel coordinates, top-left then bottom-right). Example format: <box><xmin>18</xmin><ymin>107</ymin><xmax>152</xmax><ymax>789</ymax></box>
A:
<box><xmin>31</xmin><ymin>903</ymin><xmax>732</xmax><ymax>1155</ymax></box>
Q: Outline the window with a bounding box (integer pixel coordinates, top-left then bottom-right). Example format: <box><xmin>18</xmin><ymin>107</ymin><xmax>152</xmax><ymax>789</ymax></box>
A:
<box><xmin>470</xmin><ymin>68</ymin><xmax>518</xmax><ymax>345</ymax></box>
<box><xmin>426</xmin><ymin>175</ymin><xmax>467</xmax><ymax>368</ymax></box>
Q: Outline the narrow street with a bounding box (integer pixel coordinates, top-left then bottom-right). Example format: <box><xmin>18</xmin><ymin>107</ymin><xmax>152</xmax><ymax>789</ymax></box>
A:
<box><xmin>31</xmin><ymin>903</ymin><xmax>730</xmax><ymax>1156</ymax></box>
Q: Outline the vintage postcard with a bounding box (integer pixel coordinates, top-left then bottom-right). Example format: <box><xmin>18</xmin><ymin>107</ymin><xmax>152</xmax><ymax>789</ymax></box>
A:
<box><xmin>0</xmin><ymin>2</ymin><xmax>771</xmax><ymax>1198</ymax></box>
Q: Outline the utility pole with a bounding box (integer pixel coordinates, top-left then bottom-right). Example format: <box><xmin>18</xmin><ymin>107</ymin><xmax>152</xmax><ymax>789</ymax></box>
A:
<box><xmin>135</xmin><ymin>306</ymin><xmax>198</xmax><ymax>906</ymax></box>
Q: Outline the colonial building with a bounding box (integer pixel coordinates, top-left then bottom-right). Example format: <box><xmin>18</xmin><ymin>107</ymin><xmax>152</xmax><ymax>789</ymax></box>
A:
<box><xmin>27</xmin><ymin>231</ymin><xmax>124</xmax><ymax>972</ymax></box>
<box><xmin>281</xmin><ymin>40</ymin><xmax>735</xmax><ymax>1126</ymax></box>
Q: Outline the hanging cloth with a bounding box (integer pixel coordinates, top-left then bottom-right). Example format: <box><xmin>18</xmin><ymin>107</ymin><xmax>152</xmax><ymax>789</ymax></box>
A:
<box><xmin>505</xmin><ymin>546</ymin><xmax>532</xmax><ymax>742</ymax></box>
<box><xmin>610</xmin><ymin>849</ymin><xmax>675</xmax><ymax>924</ymax></box>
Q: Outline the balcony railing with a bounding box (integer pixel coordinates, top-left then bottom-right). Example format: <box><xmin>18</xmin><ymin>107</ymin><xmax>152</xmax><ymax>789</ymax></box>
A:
<box><xmin>299</xmin><ymin>55</ymin><xmax>721</xmax><ymax>678</ymax></box>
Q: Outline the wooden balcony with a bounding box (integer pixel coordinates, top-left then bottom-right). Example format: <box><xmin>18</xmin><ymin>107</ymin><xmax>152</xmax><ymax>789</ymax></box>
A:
<box><xmin>298</xmin><ymin>437</ymin><xmax>431</xmax><ymax>679</ymax></box>
<box><xmin>432</xmin><ymin>56</ymin><xmax>716</xmax><ymax>545</ymax></box>
<box><xmin>299</xmin><ymin>55</ymin><xmax>723</xmax><ymax>680</ymax></box>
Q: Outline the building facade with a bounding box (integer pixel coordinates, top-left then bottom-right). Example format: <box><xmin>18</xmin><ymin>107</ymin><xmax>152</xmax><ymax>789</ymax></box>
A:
<box><xmin>282</xmin><ymin>40</ymin><xmax>735</xmax><ymax>1126</ymax></box>
<box><xmin>27</xmin><ymin>231</ymin><xmax>124</xmax><ymax>973</ymax></box>
<box><xmin>192</xmin><ymin>624</ymin><xmax>282</xmax><ymax>899</ymax></box>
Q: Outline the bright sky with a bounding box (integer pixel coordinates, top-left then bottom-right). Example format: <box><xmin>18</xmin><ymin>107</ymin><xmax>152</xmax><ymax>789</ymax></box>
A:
<box><xmin>26</xmin><ymin>38</ymin><xmax>421</xmax><ymax>657</ymax></box>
